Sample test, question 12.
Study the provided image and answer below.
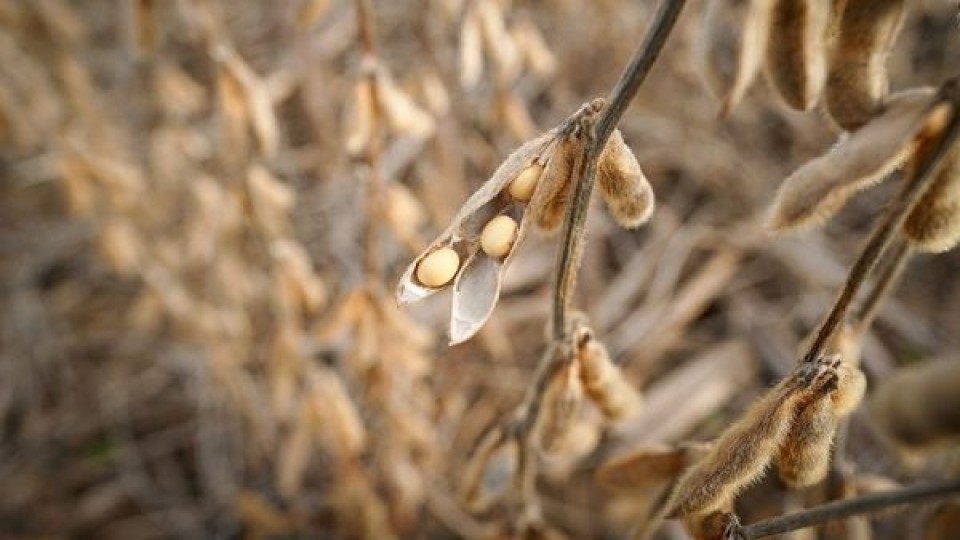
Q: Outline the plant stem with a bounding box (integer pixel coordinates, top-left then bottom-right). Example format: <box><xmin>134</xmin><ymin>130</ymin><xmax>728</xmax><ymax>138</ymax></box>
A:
<box><xmin>804</xmin><ymin>79</ymin><xmax>960</xmax><ymax>362</ymax></box>
<box><xmin>551</xmin><ymin>0</ymin><xmax>687</xmax><ymax>340</ymax></box>
<box><xmin>733</xmin><ymin>479</ymin><xmax>960</xmax><ymax>539</ymax></box>
<box><xmin>852</xmin><ymin>239</ymin><xmax>912</xmax><ymax>331</ymax></box>
<box><xmin>355</xmin><ymin>0</ymin><xmax>386</xmax><ymax>285</ymax></box>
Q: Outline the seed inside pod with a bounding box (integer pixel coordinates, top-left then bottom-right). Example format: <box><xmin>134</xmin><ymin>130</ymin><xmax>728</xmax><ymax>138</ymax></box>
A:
<box><xmin>507</xmin><ymin>163</ymin><xmax>543</xmax><ymax>202</ymax></box>
<box><xmin>415</xmin><ymin>247</ymin><xmax>460</xmax><ymax>287</ymax></box>
<box><xmin>480</xmin><ymin>215</ymin><xmax>518</xmax><ymax>258</ymax></box>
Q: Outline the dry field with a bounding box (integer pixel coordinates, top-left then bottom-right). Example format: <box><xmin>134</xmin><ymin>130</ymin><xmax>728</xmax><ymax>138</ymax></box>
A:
<box><xmin>1</xmin><ymin>1</ymin><xmax>959</xmax><ymax>539</ymax></box>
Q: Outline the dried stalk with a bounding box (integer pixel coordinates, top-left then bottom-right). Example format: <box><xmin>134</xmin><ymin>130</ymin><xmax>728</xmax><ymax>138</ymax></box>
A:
<box><xmin>489</xmin><ymin>0</ymin><xmax>688</xmax><ymax>522</ymax></box>
<box><xmin>732</xmin><ymin>478</ymin><xmax>960</xmax><ymax>539</ymax></box>
<box><xmin>355</xmin><ymin>0</ymin><xmax>386</xmax><ymax>285</ymax></box>
<box><xmin>551</xmin><ymin>0</ymin><xmax>688</xmax><ymax>340</ymax></box>
<box><xmin>851</xmin><ymin>238</ymin><xmax>912</xmax><ymax>331</ymax></box>
<box><xmin>804</xmin><ymin>78</ymin><xmax>960</xmax><ymax>362</ymax></box>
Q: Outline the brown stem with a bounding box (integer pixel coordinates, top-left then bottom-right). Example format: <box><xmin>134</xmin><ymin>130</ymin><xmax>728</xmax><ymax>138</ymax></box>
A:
<box><xmin>355</xmin><ymin>0</ymin><xmax>386</xmax><ymax>284</ymax></box>
<box><xmin>852</xmin><ymin>239</ymin><xmax>912</xmax><ymax>332</ymax></box>
<box><xmin>732</xmin><ymin>479</ymin><xmax>960</xmax><ymax>539</ymax></box>
<box><xmin>551</xmin><ymin>0</ymin><xmax>688</xmax><ymax>340</ymax></box>
<box><xmin>804</xmin><ymin>79</ymin><xmax>960</xmax><ymax>362</ymax></box>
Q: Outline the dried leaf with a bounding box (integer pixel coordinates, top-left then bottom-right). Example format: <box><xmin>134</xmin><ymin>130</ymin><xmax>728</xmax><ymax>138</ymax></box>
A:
<box><xmin>597</xmin><ymin>442</ymin><xmax>712</xmax><ymax>494</ymax></box>
<box><xmin>765</xmin><ymin>0</ymin><xmax>829</xmax><ymax>111</ymax></box>
<box><xmin>698</xmin><ymin>0</ymin><xmax>774</xmax><ymax>116</ymax></box>
<box><xmin>596</xmin><ymin>129</ymin><xmax>655</xmax><ymax>229</ymax></box>
<box><xmin>825</xmin><ymin>0</ymin><xmax>907</xmax><ymax>131</ymax></box>
<box><xmin>767</xmin><ymin>87</ymin><xmax>939</xmax><ymax>232</ymax></box>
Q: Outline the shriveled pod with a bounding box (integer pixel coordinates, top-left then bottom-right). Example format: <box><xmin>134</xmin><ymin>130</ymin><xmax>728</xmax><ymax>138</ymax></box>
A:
<box><xmin>397</xmin><ymin>100</ymin><xmax>604</xmax><ymax>344</ymax></box>
<box><xmin>767</xmin><ymin>87</ymin><xmax>941</xmax><ymax>232</ymax></box>
<box><xmin>596</xmin><ymin>129</ymin><xmax>655</xmax><ymax>228</ymax></box>
<box><xmin>697</xmin><ymin>0</ymin><xmax>775</xmax><ymax>116</ymax></box>
<box><xmin>535</xmin><ymin>360</ymin><xmax>584</xmax><ymax>453</ymax></box>
<box><xmin>903</xmin><ymin>141</ymin><xmax>960</xmax><ymax>253</ymax></box>
<box><xmin>764</xmin><ymin>0</ymin><xmax>830</xmax><ymax>111</ymax></box>
<box><xmin>825</xmin><ymin>0</ymin><xmax>907</xmax><ymax>131</ymax></box>
<box><xmin>577</xmin><ymin>329</ymin><xmax>642</xmax><ymax>419</ymax></box>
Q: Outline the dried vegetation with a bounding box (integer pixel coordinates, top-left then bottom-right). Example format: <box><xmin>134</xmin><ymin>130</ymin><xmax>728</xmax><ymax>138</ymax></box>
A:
<box><xmin>2</xmin><ymin>0</ymin><xmax>960</xmax><ymax>539</ymax></box>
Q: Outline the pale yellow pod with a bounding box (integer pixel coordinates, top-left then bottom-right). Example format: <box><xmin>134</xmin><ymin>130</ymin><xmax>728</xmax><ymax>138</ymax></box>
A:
<box><xmin>415</xmin><ymin>247</ymin><xmax>460</xmax><ymax>287</ymax></box>
<box><xmin>507</xmin><ymin>163</ymin><xmax>543</xmax><ymax>202</ymax></box>
<box><xmin>479</xmin><ymin>215</ymin><xmax>518</xmax><ymax>258</ymax></box>
<box><xmin>825</xmin><ymin>0</ymin><xmax>906</xmax><ymax>131</ymax></box>
<box><xmin>903</xmin><ymin>146</ymin><xmax>960</xmax><ymax>253</ymax></box>
<box><xmin>765</xmin><ymin>0</ymin><xmax>830</xmax><ymax>111</ymax></box>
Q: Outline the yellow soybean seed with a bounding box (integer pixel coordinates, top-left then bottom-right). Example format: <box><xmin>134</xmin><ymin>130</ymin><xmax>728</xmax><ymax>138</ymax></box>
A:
<box><xmin>480</xmin><ymin>215</ymin><xmax>518</xmax><ymax>258</ymax></box>
<box><xmin>415</xmin><ymin>247</ymin><xmax>460</xmax><ymax>287</ymax></box>
<box><xmin>507</xmin><ymin>163</ymin><xmax>543</xmax><ymax>202</ymax></box>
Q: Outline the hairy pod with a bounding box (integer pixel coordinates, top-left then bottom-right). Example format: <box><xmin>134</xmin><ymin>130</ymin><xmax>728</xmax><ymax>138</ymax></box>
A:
<box><xmin>767</xmin><ymin>88</ymin><xmax>939</xmax><ymax>232</ymax></box>
<box><xmin>765</xmin><ymin>0</ymin><xmax>830</xmax><ymax>110</ymax></box>
<box><xmin>903</xmin><ymin>144</ymin><xmax>960</xmax><ymax>253</ymax></box>
<box><xmin>666</xmin><ymin>355</ymin><xmax>842</xmax><ymax>517</ymax></box>
<box><xmin>596</xmin><ymin>129</ymin><xmax>655</xmax><ymax>229</ymax></box>
<box><xmin>776</xmin><ymin>363</ymin><xmax>865</xmax><ymax>488</ymax></box>
<box><xmin>825</xmin><ymin>0</ymin><xmax>906</xmax><ymax>131</ymax></box>
<box><xmin>871</xmin><ymin>358</ymin><xmax>960</xmax><ymax>451</ymax></box>
<box><xmin>535</xmin><ymin>360</ymin><xmax>585</xmax><ymax>453</ymax></box>
<box><xmin>577</xmin><ymin>331</ymin><xmax>642</xmax><ymax>419</ymax></box>
<box><xmin>529</xmin><ymin>135</ymin><xmax>577</xmax><ymax>233</ymax></box>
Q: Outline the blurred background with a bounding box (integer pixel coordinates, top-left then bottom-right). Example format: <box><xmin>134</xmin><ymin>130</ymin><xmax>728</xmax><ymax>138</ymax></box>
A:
<box><xmin>1</xmin><ymin>0</ymin><xmax>959</xmax><ymax>538</ymax></box>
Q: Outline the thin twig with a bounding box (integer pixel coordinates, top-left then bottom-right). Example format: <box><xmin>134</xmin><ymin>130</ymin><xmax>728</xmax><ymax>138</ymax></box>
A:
<box><xmin>804</xmin><ymin>79</ymin><xmax>960</xmax><ymax>362</ymax></box>
<box><xmin>551</xmin><ymin>0</ymin><xmax>687</xmax><ymax>340</ymax></box>
<box><xmin>852</xmin><ymin>239</ymin><xmax>913</xmax><ymax>331</ymax></box>
<box><xmin>733</xmin><ymin>479</ymin><xmax>960</xmax><ymax>539</ymax></box>
<box><xmin>355</xmin><ymin>0</ymin><xmax>386</xmax><ymax>284</ymax></box>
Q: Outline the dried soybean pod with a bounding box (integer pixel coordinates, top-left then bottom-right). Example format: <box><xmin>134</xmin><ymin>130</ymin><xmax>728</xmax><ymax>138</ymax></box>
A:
<box><xmin>396</xmin><ymin>129</ymin><xmax>557</xmax><ymax>304</ymax></box>
<box><xmin>577</xmin><ymin>329</ymin><xmax>642</xmax><ymax>419</ymax></box>
<box><xmin>698</xmin><ymin>0</ymin><xmax>775</xmax><ymax>116</ymax></box>
<box><xmin>596</xmin><ymin>129</ymin><xmax>655</xmax><ymax>229</ymax></box>
<box><xmin>765</xmin><ymin>0</ymin><xmax>830</xmax><ymax>111</ymax></box>
<box><xmin>776</xmin><ymin>362</ymin><xmax>865</xmax><ymax>488</ymax></box>
<box><xmin>903</xmin><ymin>145</ymin><xmax>960</xmax><ymax>253</ymax></box>
<box><xmin>825</xmin><ymin>0</ymin><xmax>907</xmax><ymax>131</ymax></box>
<box><xmin>871</xmin><ymin>358</ymin><xmax>960</xmax><ymax>451</ymax></box>
<box><xmin>666</xmin><ymin>355</ymin><xmax>841</xmax><ymax>518</ymax></box>
<box><xmin>767</xmin><ymin>87</ymin><xmax>939</xmax><ymax>232</ymax></box>
<box><xmin>535</xmin><ymin>360</ymin><xmax>584</xmax><ymax>453</ymax></box>
<box><xmin>529</xmin><ymin>134</ymin><xmax>578</xmax><ymax>233</ymax></box>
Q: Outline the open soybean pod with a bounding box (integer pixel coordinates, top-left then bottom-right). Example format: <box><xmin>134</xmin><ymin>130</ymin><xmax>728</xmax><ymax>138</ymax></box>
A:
<box><xmin>764</xmin><ymin>0</ymin><xmax>830</xmax><ymax>111</ymax></box>
<box><xmin>825</xmin><ymin>0</ymin><xmax>907</xmax><ymax>131</ymax></box>
<box><xmin>698</xmin><ymin>0</ymin><xmax>775</xmax><ymax>116</ymax></box>
<box><xmin>396</xmin><ymin>130</ymin><xmax>558</xmax><ymax>343</ymax></box>
<box><xmin>767</xmin><ymin>87</ymin><xmax>941</xmax><ymax>232</ymax></box>
<box><xmin>397</xmin><ymin>100</ymin><xmax>604</xmax><ymax>345</ymax></box>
